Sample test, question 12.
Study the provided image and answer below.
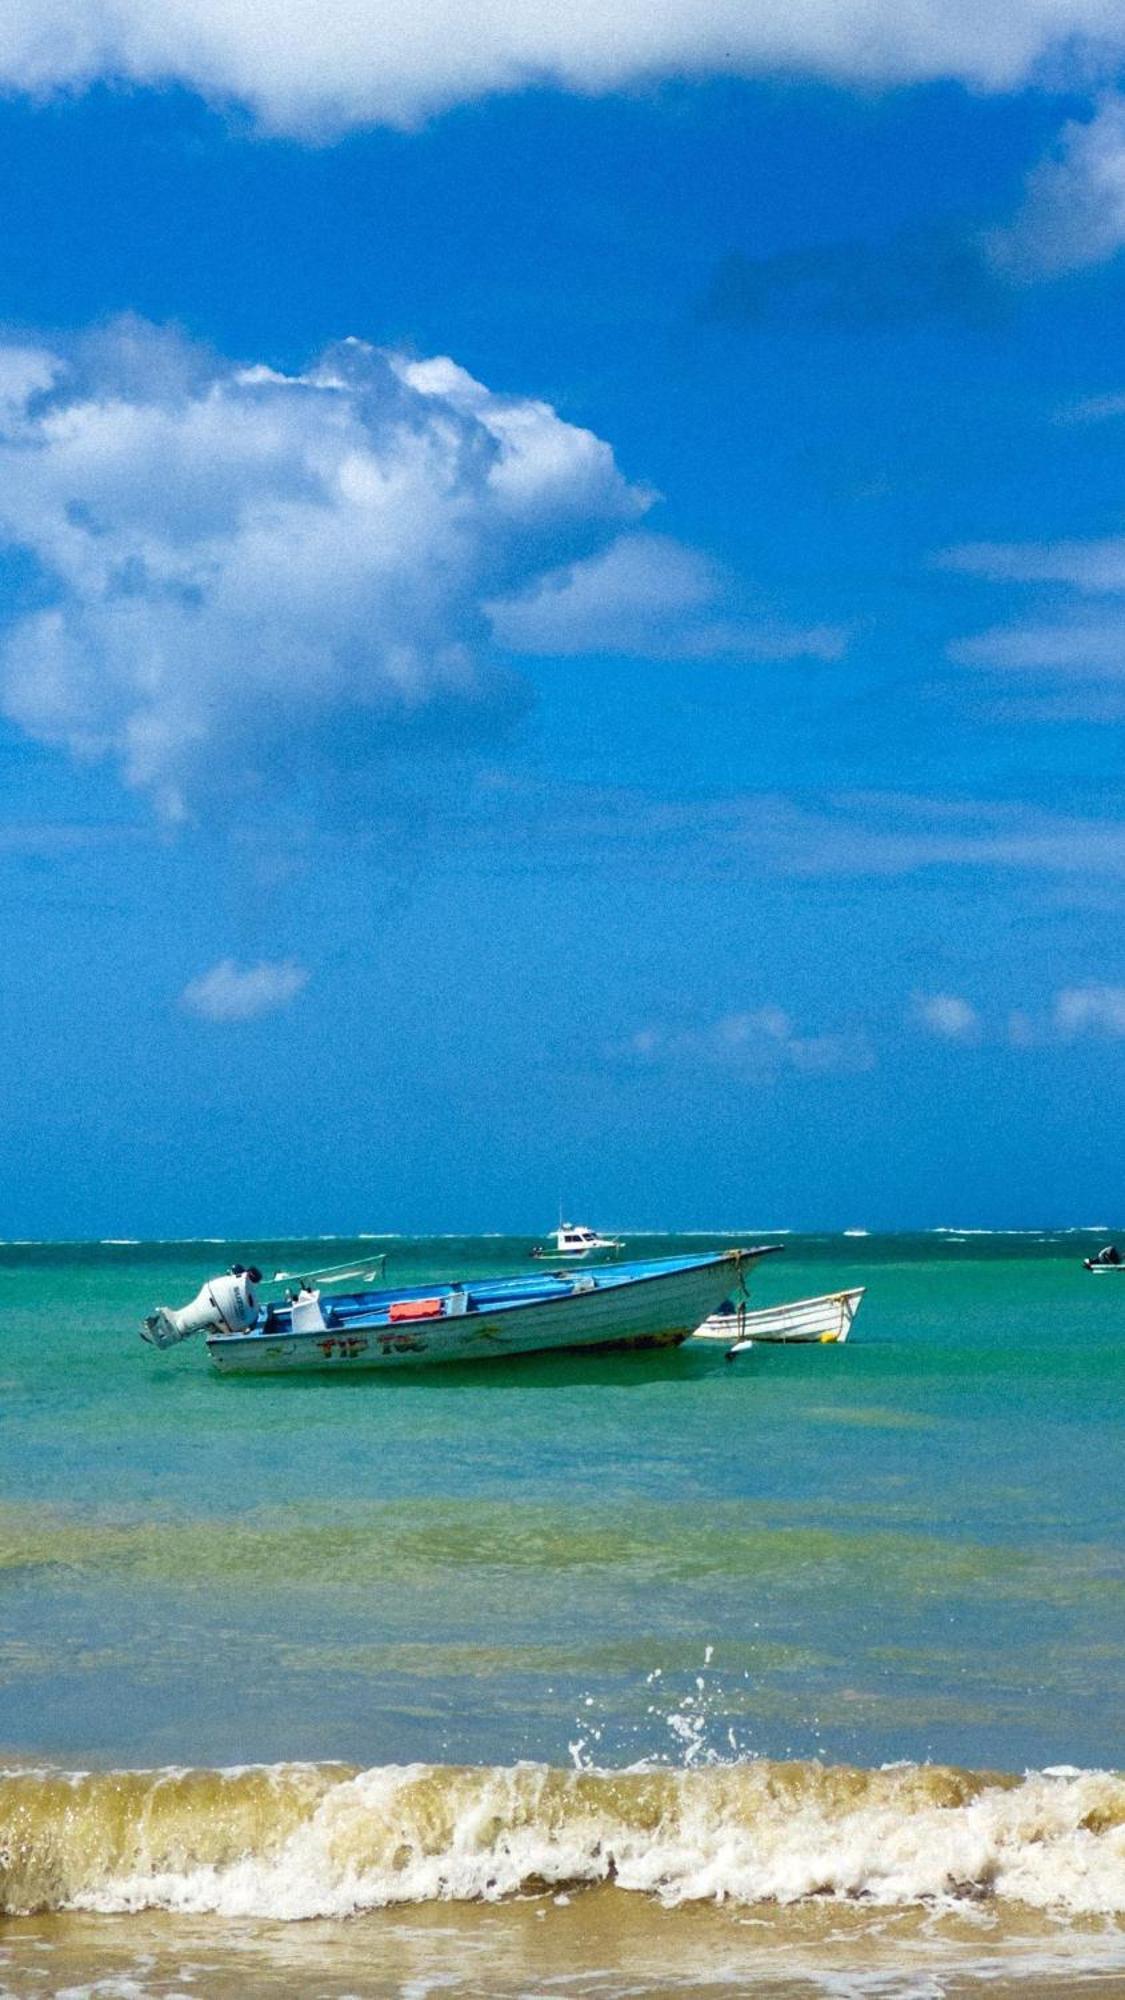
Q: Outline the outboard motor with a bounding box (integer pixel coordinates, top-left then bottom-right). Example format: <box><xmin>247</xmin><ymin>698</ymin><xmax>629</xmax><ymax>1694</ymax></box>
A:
<box><xmin>142</xmin><ymin>1265</ymin><xmax>262</xmax><ymax>1349</ymax></box>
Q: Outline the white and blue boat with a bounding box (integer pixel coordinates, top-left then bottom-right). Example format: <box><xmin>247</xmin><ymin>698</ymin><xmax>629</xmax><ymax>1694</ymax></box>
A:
<box><xmin>530</xmin><ymin>1222</ymin><xmax>624</xmax><ymax>1260</ymax></box>
<box><xmin>142</xmin><ymin>1247</ymin><xmax>781</xmax><ymax>1375</ymax></box>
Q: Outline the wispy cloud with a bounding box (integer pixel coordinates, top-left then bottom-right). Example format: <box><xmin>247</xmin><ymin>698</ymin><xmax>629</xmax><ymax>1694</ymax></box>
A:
<box><xmin>429</xmin><ymin>778</ymin><xmax>1125</xmax><ymax>884</ymax></box>
<box><xmin>180</xmin><ymin>957</ymin><xmax>309</xmax><ymax>1023</ymax></box>
<box><xmin>1056</xmin><ymin>391</ymin><xmax>1125</xmax><ymax>424</ymax></box>
<box><xmin>489</xmin><ymin>534</ymin><xmax>845</xmax><ymax>663</ymax></box>
<box><xmin>0</xmin><ymin>819</ymin><xmax>144</xmax><ymax>856</ymax></box>
<box><xmin>943</xmin><ymin>534</ymin><xmax>1125</xmax><ymax>687</ymax></box>
<box><xmin>943</xmin><ymin>538</ymin><xmax>1125</xmax><ymax>594</ymax></box>
<box><xmin>610</xmin><ymin>1007</ymin><xmax>874</xmax><ymax>1079</ymax></box>
<box><xmin>1</xmin><ymin>3</ymin><xmax>1124</xmax><ymax>134</ymax></box>
<box><xmin>951</xmin><ymin>615</ymin><xmax>1125</xmax><ymax>675</ymax></box>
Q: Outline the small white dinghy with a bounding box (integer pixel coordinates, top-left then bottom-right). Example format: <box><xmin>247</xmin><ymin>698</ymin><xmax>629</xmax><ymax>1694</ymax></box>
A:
<box><xmin>693</xmin><ymin>1287</ymin><xmax>865</xmax><ymax>1355</ymax></box>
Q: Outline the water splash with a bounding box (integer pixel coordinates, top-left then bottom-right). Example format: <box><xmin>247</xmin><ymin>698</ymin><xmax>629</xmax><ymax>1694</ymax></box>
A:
<box><xmin>2</xmin><ymin>1758</ymin><xmax>1123</xmax><ymax>1921</ymax></box>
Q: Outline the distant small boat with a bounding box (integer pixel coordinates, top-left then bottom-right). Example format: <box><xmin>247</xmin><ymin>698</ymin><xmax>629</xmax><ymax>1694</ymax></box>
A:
<box><xmin>142</xmin><ymin>1248</ymin><xmax>782</xmax><ymax>1375</ymax></box>
<box><xmin>530</xmin><ymin>1222</ymin><xmax>624</xmax><ymax>1260</ymax></box>
<box><xmin>1085</xmin><ymin>1244</ymin><xmax>1125</xmax><ymax>1272</ymax></box>
<box><xmin>693</xmin><ymin>1287</ymin><xmax>865</xmax><ymax>1352</ymax></box>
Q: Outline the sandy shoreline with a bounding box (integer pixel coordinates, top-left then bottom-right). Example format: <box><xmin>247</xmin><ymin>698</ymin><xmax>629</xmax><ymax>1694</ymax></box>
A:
<box><xmin>3</xmin><ymin>1895</ymin><xmax>1125</xmax><ymax>1999</ymax></box>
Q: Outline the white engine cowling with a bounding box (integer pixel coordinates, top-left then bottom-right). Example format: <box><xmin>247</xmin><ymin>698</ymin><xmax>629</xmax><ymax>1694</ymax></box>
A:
<box><xmin>142</xmin><ymin>1267</ymin><xmax>261</xmax><ymax>1349</ymax></box>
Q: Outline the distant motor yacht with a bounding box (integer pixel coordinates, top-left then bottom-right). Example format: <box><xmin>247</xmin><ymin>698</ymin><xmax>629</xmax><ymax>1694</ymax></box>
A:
<box><xmin>530</xmin><ymin>1222</ymin><xmax>624</xmax><ymax>1261</ymax></box>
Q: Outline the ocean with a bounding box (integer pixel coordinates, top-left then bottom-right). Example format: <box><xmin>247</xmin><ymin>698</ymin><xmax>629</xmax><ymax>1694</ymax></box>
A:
<box><xmin>1</xmin><ymin>1231</ymin><xmax>1122</xmax><ymax>1997</ymax></box>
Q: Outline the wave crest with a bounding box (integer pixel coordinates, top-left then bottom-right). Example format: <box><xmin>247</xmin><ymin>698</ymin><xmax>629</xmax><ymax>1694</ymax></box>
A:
<box><xmin>2</xmin><ymin>1759</ymin><xmax>1123</xmax><ymax>1920</ymax></box>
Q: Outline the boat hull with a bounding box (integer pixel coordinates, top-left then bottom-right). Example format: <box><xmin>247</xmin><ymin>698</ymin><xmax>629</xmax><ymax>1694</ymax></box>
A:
<box><xmin>693</xmin><ymin>1287</ymin><xmax>865</xmax><ymax>1346</ymax></box>
<box><xmin>206</xmin><ymin>1252</ymin><xmax>754</xmax><ymax>1375</ymax></box>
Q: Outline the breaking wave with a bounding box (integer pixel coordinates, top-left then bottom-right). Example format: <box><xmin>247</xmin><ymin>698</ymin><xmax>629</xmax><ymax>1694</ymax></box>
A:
<box><xmin>2</xmin><ymin>1759</ymin><xmax>1123</xmax><ymax>1921</ymax></box>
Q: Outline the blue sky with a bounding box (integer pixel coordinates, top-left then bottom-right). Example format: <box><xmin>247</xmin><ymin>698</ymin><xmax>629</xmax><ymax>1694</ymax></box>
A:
<box><xmin>4</xmin><ymin>10</ymin><xmax>1125</xmax><ymax>1234</ymax></box>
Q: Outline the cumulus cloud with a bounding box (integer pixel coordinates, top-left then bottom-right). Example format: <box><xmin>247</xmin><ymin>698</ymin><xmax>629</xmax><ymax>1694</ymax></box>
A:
<box><xmin>612</xmin><ymin>1007</ymin><xmax>874</xmax><ymax>1079</ymax></box>
<box><xmin>911</xmin><ymin>992</ymin><xmax>981</xmax><ymax>1041</ymax></box>
<box><xmin>488</xmin><ymin>533</ymin><xmax>846</xmax><ymax>662</ymax></box>
<box><xmin>0</xmin><ymin>321</ymin><xmax>649</xmax><ymax>818</ymax></box>
<box><xmin>180</xmin><ymin>956</ymin><xmax>309</xmax><ymax>1022</ymax></box>
<box><xmin>2</xmin><ymin>2</ymin><xmax>1125</xmax><ymax>134</ymax></box>
<box><xmin>989</xmin><ymin>94</ymin><xmax>1125</xmax><ymax>279</ymax></box>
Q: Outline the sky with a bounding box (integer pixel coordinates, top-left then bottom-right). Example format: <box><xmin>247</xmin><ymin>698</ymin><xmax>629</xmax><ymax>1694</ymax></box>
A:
<box><xmin>4</xmin><ymin>7</ymin><xmax>1125</xmax><ymax>1234</ymax></box>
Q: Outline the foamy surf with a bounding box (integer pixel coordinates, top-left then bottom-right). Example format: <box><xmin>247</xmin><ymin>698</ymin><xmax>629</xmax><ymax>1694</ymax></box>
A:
<box><xmin>2</xmin><ymin>1760</ymin><xmax>1123</xmax><ymax>1922</ymax></box>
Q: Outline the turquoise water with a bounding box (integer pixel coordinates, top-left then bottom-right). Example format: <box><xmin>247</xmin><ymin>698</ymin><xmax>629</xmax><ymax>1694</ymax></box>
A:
<box><xmin>2</xmin><ymin>1231</ymin><xmax>1122</xmax><ymax>1776</ymax></box>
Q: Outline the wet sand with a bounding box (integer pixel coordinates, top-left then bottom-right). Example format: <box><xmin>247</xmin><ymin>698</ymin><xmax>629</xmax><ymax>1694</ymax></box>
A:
<box><xmin>3</xmin><ymin>1893</ymin><xmax>1124</xmax><ymax>1999</ymax></box>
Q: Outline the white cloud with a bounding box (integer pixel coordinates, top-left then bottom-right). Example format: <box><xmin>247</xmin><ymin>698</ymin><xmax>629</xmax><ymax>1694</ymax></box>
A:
<box><xmin>0</xmin><ymin>322</ymin><xmax>648</xmax><ymax>818</ymax></box>
<box><xmin>951</xmin><ymin>615</ymin><xmax>1125</xmax><ymax>673</ymax></box>
<box><xmin>613</xmin><ymin>1007</ymin><xmax>874</xmax><ymax>1078</ymax></box>
<box><xmin>445</xmin><ymin>780</ymin><xmax>1125</xmax><ymax>883</ymax></box>
<box><xmin>911</xmin><ymin>992</ymin><xmax>981</xmax><ymax>1041</ymax></box>
<box><xmin>943</xmin><ymin>538</ymin><xmax>1125</xmax><ymax>593</ymax></box>
<box><xmin>180</xmin><ymin>956</ymin><xmax>309</xmax><ymax>1022</ymax></box>
<box><xmin>491</xmin><ymin>536</ymin><xmax>713</xmax><ymax>654</ymax></box>
<box><xmin>488</xmin><ymin>533</ymin><xmax>846</xmax><ymax>663</ymax></box>
<box><xmin>1057</xmin><ymin>391</ymin><xmax>1125</xmax><ymax>423</ymax></box>
<box><xmin>0</xmin><ymin>346</ymin><xmax>59</xmax><ymax>419</ymax></box>
<box><xmin>989</xmin><ymin>93</ymin><xmax>1125</xmax><ymax>279</ymax></box>
<box><xmin>2</xmin><ymin>2</ymin><xmax>1125</xmax><ymax>134</ymax></box>
<box><xmin>722</xmin><ymin>791</ymin><xmax>1125</xmax><ymax>880</ymax></box>
<box><xmin>944</xmin><ymin>535</ymin><xmax>1125</xmax><ymax>683</ymax></box>
<box><xmin>1053</xmin><ymin>983</ymin><xmax>1125</xmax><ymax>1037</ymax></box>
<box><xmin>911</xmin><ymin>988</ymin><xmax>1125</xmax><ymax>1048</ymax></box>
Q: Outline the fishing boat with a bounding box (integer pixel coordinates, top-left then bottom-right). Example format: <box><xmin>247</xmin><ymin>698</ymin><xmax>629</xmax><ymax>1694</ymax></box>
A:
<box><xmin>530</xmin><ymin>1222</ymin><xmax>624</xmax><ymax>1260</ymax></box>
<box><xmin>1084</xmin><ymin>1244</ymin><xmax>1125</xmax><ymax>1272</ymax></box>
<box><xmin>141</xmin><ymin>1247</ymin><xmax>782</xmax><ymax>1375</ymax></box>
<box><xmin>693</xmin><ymin>1287</ymin><xmax>865</xmax><ymax>1351</ymax></box>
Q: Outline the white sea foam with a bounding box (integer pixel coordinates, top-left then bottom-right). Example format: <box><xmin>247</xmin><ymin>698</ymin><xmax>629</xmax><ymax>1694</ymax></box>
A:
<box><xmin>3</xmin><ymin>1761</ymin><xmax>1122</xmax><ymax>1924</ymax></box>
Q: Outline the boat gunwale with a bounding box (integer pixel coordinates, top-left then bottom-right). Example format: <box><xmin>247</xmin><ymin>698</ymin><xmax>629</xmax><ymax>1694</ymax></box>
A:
<box><xmin>206</xmin><ymin>1246</ymin><xmax>781</xmax><ymax>1351</ymax></box>
<box><xmin>701</xmin><ymin>1284</ymin><xmax>865</xmax><ymax>1324</ymax></box>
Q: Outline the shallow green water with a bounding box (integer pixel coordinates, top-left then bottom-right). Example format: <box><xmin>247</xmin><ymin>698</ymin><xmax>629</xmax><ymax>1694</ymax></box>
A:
<box><xmin>1</xmin><ymin>1231</ymin><xmax>1122</xmax><ymax>1773</ymax></box>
